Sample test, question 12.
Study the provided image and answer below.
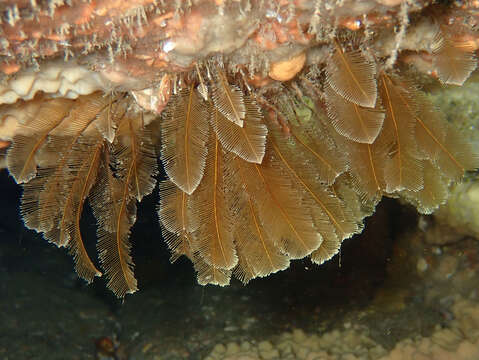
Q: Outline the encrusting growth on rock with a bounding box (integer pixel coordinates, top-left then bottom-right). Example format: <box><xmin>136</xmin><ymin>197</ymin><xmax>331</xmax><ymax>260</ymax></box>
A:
<box><xmin>0</xmin><ymin>0</ymin><xmax>479</xmax><ymax>297</ymax></box>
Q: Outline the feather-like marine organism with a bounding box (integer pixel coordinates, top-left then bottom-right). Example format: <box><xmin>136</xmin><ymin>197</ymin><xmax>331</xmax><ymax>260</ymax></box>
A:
<box><xmin>343</xmin><ymin>139</ymin><xmax>387</xmax><ymax>200</ymax></box>
<box><xmin>6</xmin><ymin>97</ymin><xmax>74</xmax><ymax>183</ymax></box>
<box><xmin>94</xmin><ymin>94</ymin><xmax>123</xmax><ymax>143</ymax></box>
<box><xmin>158</xmin><ymin>180</ymin><xmax>195</xmax><ymax>241</ymax></box>
<box><xmin>325</xmin><ymin>85</ymin><xmax>385</xmax><ymax>144</ymax></box>
<box><xmin>325</xmin><ymin>41</ymin><xmax>377</xmax><ymax>108</ymax></box>
<box><xmin>211</xmin><ymin>68</ymin><xmax>246</xmax><ymax>127</ymax></box>
<box><xmin>230</xmin><ymin>152</ymin><xmax>289</xmax><ymax>282</ymax></box>
<box><xmin>193</xmin><ymin>252</ymin><xmax>232</xmax><ymax>286</ymax></box>
<box><xmin>190</xmin><ymin>123</ymin><xmax>238</xmax><ymax>270</ymax></box>
<box><xmin>248</xmin><ymin>146</ymin><xmax>322</xmax><ymax>259</ymax></box>
<box><xmin>92</xmin><ymin>110</ymin><xmax>158</xmax><ymax>297</ymax></box>
<box><xmin>286</xmin><ymin>100</ymin><xmax>347</xmax><ymax>186</ymax></box>
<box><xmin>413</xmin><ymin>92</ymin><xmax>479</xmax><ymax>181</ymax></box>
<box><xmin>12</xmin><ymin>91</ymin><xmax>160</xmax><ymax>296</ymax></box>
<box><xmin>378</xmin><ymin>73</ymin><xmax>423</xmax><ymax>193</ymax></box>
<box><xmin>21</xmin><ymin>94</ymin><xmax>125</xmax><ymax>237</ymax></box>
<box><xmin>158</xmin><ymin>180</ymin><xmax>199</xmax><ymax>262</ymax></box>
<box><xmin>25</xmin><ymin>127</ymin><xmax>107</xmax><ymax>282</ymax></box>
<box><xmin>91</xmin><ymin>152</ymin><xmax>138</xmax><ymax>297</ymax></box>
<box><xmin>316</xmin><ymin>104</ymin><xmax>386</xmax><ymax>199</ymax></box>
<box><xmin>61</xmin><ymin>135</ymin><xmax>105</xmax><ymax>282</ymax></box>
<box><xmin>432</xmin><ymin>31</ymin><xmax>477</xmax><ymax>86</ymax></box>
<box><xmin>402</xmin><ymin>162</ymin><xmax>450</xmax><ymax>214</ymax></box>
<box><xmin>268</xmin><ymin>125</ymin><xmax>359</xmax><ymax>260</ymax></box>
<box><xmin>161</xmin><ymin>85</ymin><xmax>209</xmax><ymax>195</ymax></box>
<box><xmin>210</xmin><ymin>94</ymin><xmax>267</xmax><ymax>164</ymax></box>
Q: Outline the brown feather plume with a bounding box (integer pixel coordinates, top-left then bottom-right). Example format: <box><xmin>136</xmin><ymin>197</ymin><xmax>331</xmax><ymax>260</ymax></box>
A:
<box><xmin>282</xmin><ymin>99</ymin><xmax>348</xmax><ymax>185</ymax></box>
<box><xmin>158</xmin><ymin>180</ymin><xmax>198</xmax><ymax>262</ymax></box>
<box><xmin>189</xmin><ymin>118</ymin><xmax>238</xmax><ymax>270</ymax></box>
<box><xmin>211</xmin><ymin>67</ymin><xmax>246</xmax><ymax>127</ymax></box>
<box><xmin>10</xmin><ymin>92</ymin><xmax>160</xmax><ymax>297</ymax></box>
<box><xmin>92</xmin><ymin>110</ymin><xmax>158</xmax><ymax>297</ymax></box>
<box><xmin>40</xmin><ymin>130</ymin><xmax>105</xmax><ymax>282</ymax></box>
<box><xmin>161</xmin><ymin>85</ymin><xmax>210</xmax><ymax>195</ymax></box>
<box><xmin>326</xmin><ymin>41</ymin><xmax>377</xmax><ymax>108</ymax></box>
<box><xmin>7</xmin><ymin>97</ymin><xmax>74</xmax><ymax>183</ymax></box>
<box><xmin>229</xmin><ymin>152</ymin><xmax>290</xmax><ymax>282</ymax></box>
<box><xmin>344</xmin><ymin>139</ymin><xmax>387</xmax><ymax>200</ymax></box>
<box><xmin>247</xmin><ymin>146</ymin><xmax>322</xmax><ymax>259</ymax></box>
<box><xmin>378</xmin><ymin>73</ymin><xmax>424</xmax><ymax>193</ymax></box>
<box><xmin>432</xmin><ymin>31</ymin><xmax>477</xmax><ymax>86</ymax></box>
<box><xmin>268</xmin><ymin>124</ymin><xmax>359</xmax><ymax>262</ymax></box>
<box><xmin>21</xmin><ymin>94</ymin><xmax>123</xmax><ymax>237</ymax></box>
<box><xmin>325</xmin><ymin>85</ymin><xmax>385</xmax><ymax>144</ymax></box>
<box><xmin>211</xmin><ymin>94</ymin><xmax>267</xmax><ymax>164</ymax></box>
<box><xmin>413</xmin><ymin>92</ymin><xmax>479</xmax><ymax>181</ymax></box>
<box><xmin>402</xmin><ymin>162</ymin><xmax>450</xmax><ymax>214</ymax></box>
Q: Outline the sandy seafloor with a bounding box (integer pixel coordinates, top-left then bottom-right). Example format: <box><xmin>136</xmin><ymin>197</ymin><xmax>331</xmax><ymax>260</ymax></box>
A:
<box><xmin>1</xmin><ymin>83</ymin><xmax>479</xmax><ymax>360</ymax></box>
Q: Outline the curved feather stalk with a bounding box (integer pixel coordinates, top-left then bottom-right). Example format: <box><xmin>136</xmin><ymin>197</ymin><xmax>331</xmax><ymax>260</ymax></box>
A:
<box><xmin>161</xmin><ymin>85</ymin><xmax>209</xmax><ymax>195</ymax></box>
<box><xmin>91</xmin><ymin>153</ymin><xmax>137</xmax><ymax>297</ymax></box>
<box><xmin>284</xmin><ymin>100</ymin><xmax>347</xmax><ymax>185</ymax></box>
<box><xmin>210</xmin><ymin>95</ymin><xmax>267</xmax><ymax>164</ymax></box>
<box><xmin>21</xmin><ymin>93</ymin><xmax>124</xmax><ymax>236</ymax></box>
<box><xmin>158</xmin><ymin>180</ymin><xmax>199</xmax><ymax>262</ymax></box>
<box><xmin>413</xmin><ymin>92</ymin><xmax>479</xmax><ymax>181</ymax></box>
<box><xmin>378</xmin><ymin>73</ymin><xmax>423</xmax><ymax>193</ymax></box>
<box><xmin>193</xmin><ymin>252</ymin><xmax>232</xmax><ymax>286</ymax></box>
<box><xmin>343</xmin><ymin>139</ymin><xmax>387</xmax><ymax>201</ymax></box>
<box><xmin>402</xmin><ymin>161</ymin><xmax>450</xmax><ymax>214</ymax></box>
<box><xmin>189</xmin><ymin>129</ymin><xmax>238</xmax><ymax>270</ymax></box>
<box><xmin>93</xmin><ymin>93</ymin><xmax>125</xmax><ymax>143</ymax></box>
<box><xmin>432</xmin><ymin>31</ymin><xmax>477</xmax><ymax>86</ymax></box>
<box><xmin>211</xmin><ymin>68</ymin><xmax>246</xmax><ymax>127</ymax></box>
<box><xmin>7</xmin><ymin>97</ymin><xmax>74</xmax><ymax>183</ymax></box>
<box><xmin>44</xmin><ymin>133</ymin><xmax>105</xmax><ymax>282</ymax></box>
<box><xmin>325</xmin><ymin>85</ymin><xmax>385</xmax><ymax>144</ymax></box>
<box><xmin>325</xmin><ymin>41</ymin><xmax>377</xmax><ymax>108</ymax></box>
<box><xmin>268</xmin><ymin>126</ymin><xmax>359</xmax><ymax>251</ymax></box>
<box><xmin>66</xmin><ymin>139</ymin><xmax>104</xmax><ymax>282</ymax></box>
<box><xmin>92</xmin><ymin>112</ymin><xmax>158</xmax><ymax>297</ymax></box>
<box><xmin>230</xmin><ymin>153</ymin><xmax>289</xmax><ymax>282</ymax></box>
<box><xmin>246</xmin><ymin>146</ymin><xmax>321</xmax><ymax>259</ymax></box>
<box><xmin>233</xmin><ymin>247</ymin><xmax>258</xmax><ymax>284</ymax></box>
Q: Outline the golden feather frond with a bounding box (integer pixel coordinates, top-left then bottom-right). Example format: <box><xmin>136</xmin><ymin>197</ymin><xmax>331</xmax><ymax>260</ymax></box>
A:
<box><xmin>211</xmin><ymin>67</ymin><xmax>246</xmax><ymax>127</ymax></box>
<box><xmin>432</xmin><ymin>30</ymin><xmax>478</xmax><ymax>86</ymax></box>
<box><xmin>325</xmin><ymin>85</ymin><xmax>385</xmax><ymax>144</ymax></box>
<box><xmin>189</xmin><ymin>128</ymin><xmax>239</xmax><ymax>270</ymax></box>
<box><xmin>378</xmin><ymin>73</ymin><xmax>424</xmax><ymax>193</ymax></box>
<box><xmin>160</xmin><ymin>85</ymin><xmax>210</xmax><ymax>195</ymax></box>
<box><xmin>326</xmin><ymin>41</ymin><xmax>377</xmax><ymax>108</ymax></box>
<box><xmin>210</xmin><ymin>95</ymin><xmax>267</xmax><ymax>164</ymax></box>
<box><xmin>230</xmin><ymin>152</ymin><xmax>290</xmax><ymax>282</ymax></box>
<box><xmin>7</xmin><ymin>92</ymin><xmax>160</xmax><ymax>297</ymax></box>
<box><xmin>92</xmin><ymin>110</ymin><xmax>158</xmax><ymax>297</ymax></box>
<box><xmin>282</xmin><ymin>99</ymin><xmax>348</xmax><ymax>185</ymax></box>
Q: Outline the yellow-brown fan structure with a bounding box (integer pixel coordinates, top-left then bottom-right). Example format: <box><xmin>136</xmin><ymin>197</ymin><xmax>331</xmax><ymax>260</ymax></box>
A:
<box><xmin>3</xmin><ymin>31</ymin><xmax>479</xmax><ymax>297</ymax></box>
<box><xmin>7</xmin><ymin>92</ymin><xmax>158</xmax><ymax>297</ymax></box>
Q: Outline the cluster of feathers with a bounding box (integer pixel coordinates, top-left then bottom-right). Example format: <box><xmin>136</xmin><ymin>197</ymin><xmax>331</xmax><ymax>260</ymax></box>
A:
<box><xmin>4</xmin><ymin>31</ymin><xmax>479</xmax><ymax>297</ymax></box>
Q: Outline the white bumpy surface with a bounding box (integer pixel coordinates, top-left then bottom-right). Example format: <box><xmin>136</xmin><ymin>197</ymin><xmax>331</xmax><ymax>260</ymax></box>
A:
<box><xmin>0</xmin><ymin>60</ymin><xmax>113</xmax><ymax>105</ymax></box>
